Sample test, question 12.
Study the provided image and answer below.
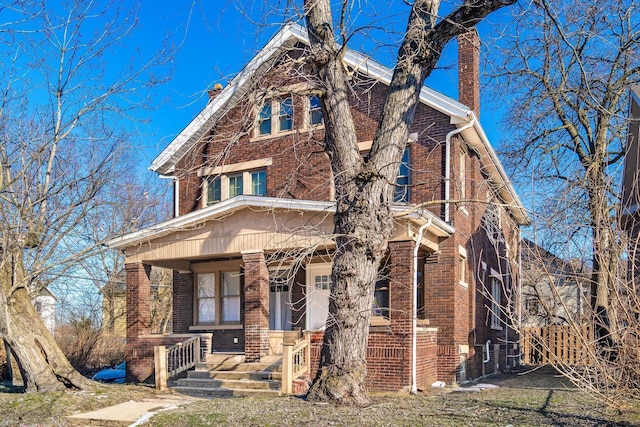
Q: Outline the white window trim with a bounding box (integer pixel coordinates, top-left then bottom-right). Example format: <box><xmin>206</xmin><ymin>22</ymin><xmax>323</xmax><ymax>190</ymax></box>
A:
<box><xmin>201</xmin><ymin>160</ymin><xmax>271</xmax><ymax>207</ymax></box>
<box><xmin>194</xmin><ymin>271</ymin><xmax>242</xmax><ymax>326</ymax></box>
<box><xmin>253</xmin><ymin>97</ymin><xmax>295</xmax><ymax>139</ymax></box>
<box><xmin>306</xmin><ymin>95</ymin><xmax>324</xmax><ymax>128</ymax></box>
<box><xmin>458</xmin><ymin>246</ymin><xmax>468</xmax><ymax>288</ymax></box>
<box><xmin>489</xmin><ymin>269</ymin><xmax>503</xmax><ymax>330</ymax></box>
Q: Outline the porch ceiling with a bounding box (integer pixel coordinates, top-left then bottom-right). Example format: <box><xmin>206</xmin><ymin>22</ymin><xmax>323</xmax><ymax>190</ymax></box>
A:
<box><xmin>108</xmin><ymin>196</ymin><xmax>453</xmax><ymax>265</ymax></box>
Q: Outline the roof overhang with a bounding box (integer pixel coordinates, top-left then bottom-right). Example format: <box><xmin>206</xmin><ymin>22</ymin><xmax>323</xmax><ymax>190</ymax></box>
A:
<box><xmin>107</xmin><ymin>195</ymin><xmax>453</xmax><ymax>254</ymax></box>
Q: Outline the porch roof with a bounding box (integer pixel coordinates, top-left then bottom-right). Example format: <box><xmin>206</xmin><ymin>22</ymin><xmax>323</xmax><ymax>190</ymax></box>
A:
<box><xmin>108</xmin><ymin>196</ymin><xmax>453</xmax><ymax>263</ymax></box>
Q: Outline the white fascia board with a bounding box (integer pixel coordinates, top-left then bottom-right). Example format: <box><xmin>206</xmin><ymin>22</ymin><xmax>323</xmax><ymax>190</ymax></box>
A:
<box><xmin>107</xmin><ymin>195</ymin><xmax>336</xmax><ymax>249</ymax></box>
<box><xmin>150</xmin><ymin>23</ymin><xmax>308</xmax><ymax>175</ymax></box>
<box><xmin>108</xmin><ymin>194</ymin><xmax>453</xmax><ymax>250</ymax></box>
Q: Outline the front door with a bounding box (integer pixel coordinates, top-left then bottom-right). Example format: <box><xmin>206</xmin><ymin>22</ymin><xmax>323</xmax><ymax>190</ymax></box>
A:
<box><xmin>269</xmin><ymin>271</ymin><xmax>292</xmax><ymax>330</ymax></box>
<box><xmin>306</xmin><ymin>264</ymin><xmax>332</xmax><ymax>330</ymax></box>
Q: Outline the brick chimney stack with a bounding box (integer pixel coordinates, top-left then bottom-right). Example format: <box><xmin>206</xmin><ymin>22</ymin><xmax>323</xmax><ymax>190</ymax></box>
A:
<box><xmin>458</xmin><ymin>28</ymin><xmax>480</xmax><ymax>118</ymax></box>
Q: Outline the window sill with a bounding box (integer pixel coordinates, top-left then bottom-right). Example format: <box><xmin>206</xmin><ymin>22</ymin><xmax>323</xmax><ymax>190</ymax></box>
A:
<box><xmin>189</xmin><ymin>324</ymin><xmax>243</xmax><ymax>331</ymax></box>
<box><xmin>490</xmin><ymin>324</ymin><xmax>503</xmax><ymax>331</ymax></box>
<box><xmin>370</xmin><ymin>316</ymin><xmax>390</xmax><ymax>327</ymax></box>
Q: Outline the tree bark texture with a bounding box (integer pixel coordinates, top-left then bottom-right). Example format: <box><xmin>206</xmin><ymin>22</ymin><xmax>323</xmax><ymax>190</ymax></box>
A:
<box><xmin>303</xmin><ymin>0</ymin><xmax>515</xmax><ymax>405</ymax></box>
<box><xmin>0</xmin><ymin>250</ymin><xmax>90</xmax><ymax>391</ymax></box>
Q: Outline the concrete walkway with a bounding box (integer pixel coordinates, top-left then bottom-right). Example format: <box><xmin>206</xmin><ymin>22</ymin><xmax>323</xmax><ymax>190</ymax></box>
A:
<box><xmin>67</xmin><ymin>394</ymin><xmax>202</xmax><ymax>426</ymax></box>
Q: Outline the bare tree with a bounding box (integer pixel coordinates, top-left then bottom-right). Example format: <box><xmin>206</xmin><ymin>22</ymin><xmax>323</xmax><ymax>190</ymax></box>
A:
<box><xmin>297</xmin><ymin>0</ymin><xmax>516</xmax><ymax>405</ymax></box>
<box><xmin>491</xmin><ymin>0</ymin><xmax>639</xmax><ymax>348</ymax></box>
<box><xmin>0</xmin><ymin>0</ymin><xmax>172</xmax><ymax>391</ymax></box>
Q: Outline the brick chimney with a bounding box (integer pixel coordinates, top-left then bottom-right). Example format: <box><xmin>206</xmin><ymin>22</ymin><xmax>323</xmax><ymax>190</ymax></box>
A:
<box><xmin>458</xmin><ymin>28</ymin><xmax>480</xmax><ymax>118</ymax></box>
<box><xmin>207</xmin><ymin>83</ymin><xmax>224</xmax><ymax>102</ymax></box>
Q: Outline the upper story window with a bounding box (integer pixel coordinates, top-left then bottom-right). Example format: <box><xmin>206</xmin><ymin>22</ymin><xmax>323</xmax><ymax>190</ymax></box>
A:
<box><xmin>204</xmin><ymin>168</ymin><xmax>267</xmax><ymax>206</ymax></box>
<box><xmin>490</xmin><ymin>271</ymin><xmax>503</xmax><ymax>330</ymax></box>
<box><xmin>257</xmin><ymin>97</ymin><xmax>293</xmax><ymax>136</ymax></box>
<box><xmin>206</xmin><ymin>176</ymin><xmax>221</xmax><ymax>205</ymax></box>
<box><xmin>394</xmin><ymin>148</ymin><xmax>411</xmax><ymax>203</ymax></box>
<box><xmin>228</xmin><ymin>174</ymin><xmax>243</xmax><ymax>198</ymax></box>
<box><xmin>251</xmin><ymin>170</ymin><xmax>267</xmax><ymax>196</ymax></box>
<box><xmin>279</xmin><ymin>97</ymin><xmax>293</xmax><ymax>131</ymax></box>
<box><xmin>309</xmin><ymin>95</ymin><xmax>323</xmax><ymax>126</ymax></box>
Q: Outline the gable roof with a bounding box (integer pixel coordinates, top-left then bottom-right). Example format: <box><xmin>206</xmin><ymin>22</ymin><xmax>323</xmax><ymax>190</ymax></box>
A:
<box><xmin>150</xmin><ymin>22</ymin><xmax>528</xmax><ymax>225</ymax></box>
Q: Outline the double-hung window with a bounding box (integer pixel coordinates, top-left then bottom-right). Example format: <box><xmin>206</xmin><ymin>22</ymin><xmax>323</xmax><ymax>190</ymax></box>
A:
<box><xmin>197</xmin><ymin>273</ymin><xmax>217</xmax><ymax>323</ymax></box>
<box><xmin>394</xmin><ymin>148</ymin><xmax>411</xmax><ymax>203</ymax></box>
<box><xmin>250</xmin><ymin>170</ymin><xmax>267</xmax><ymax>196</ymax></box>
<box><xmin>278</xmin><ymin>97</ymin><xmax>293</xmax><ymax>131</ymax></box>
<box><xmin>197</xmin><ymin>271</ymin><xmax>241</xmax><ymax>325</ymax></box>
<box><xmin>258</xmin><ymin>103</ymin><xmax>272</xmax><ymax>136</ymax></box>
<box><xmin>490</xmin><ymin>273</ymin><xmax>502</xmax><ymax>329</ymax></box>
<box><xmin>309</xmin><ymin>95</ymin><xmax>322</xmax><ymax>126</ymax></box>
<box><xmin>228</xmin><ymin>174</ymin><xmax>243</xmax><ymax>198</ymax></box>
<box><xmin>206</xmin><ymin>176</ymin><xmax>221</xmax><ymax>206</ymax></box>
<box><xmin>257</xmin><ymin>97</ymin><xmax>294</xmax><ymax>136</ymax></box>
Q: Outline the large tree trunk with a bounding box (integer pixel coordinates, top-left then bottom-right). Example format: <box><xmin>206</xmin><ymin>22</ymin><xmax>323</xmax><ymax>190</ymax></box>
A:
<box><xmin>0</xmin><ymin>251</ymin><xmax>90</xmax><ymax>391</ymax></box>
<box><xmin>303</xmin><ymin>0</ymin><xmax>515</xmax><ymax>405</ymax></box>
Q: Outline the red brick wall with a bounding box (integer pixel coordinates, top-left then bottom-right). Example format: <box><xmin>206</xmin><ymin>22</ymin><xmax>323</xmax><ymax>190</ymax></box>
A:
<box><xmin>242</xmin><ymin>251</ymin><xmax>270</xmax><ymax>361</ymax></box>
<box><xmin>172</xmin><ymin>271</ymin><xmax>193</xmax><ymax>334</ymax></box>
<box><xmin>308</xmin><ymin>330</ymin><xmax>438</xmax><ymax>392</ymax></box>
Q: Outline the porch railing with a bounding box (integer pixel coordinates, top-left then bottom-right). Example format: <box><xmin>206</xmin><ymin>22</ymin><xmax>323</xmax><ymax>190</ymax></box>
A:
<box><xmin>281</xmin><ymin>333</ymin><xmax>310</xmax><ymax>394</ymax></box>
<box><xmin>154</xmin><ymin>335</ymin><xmax>201</xmax><ymax>391</ymax></box>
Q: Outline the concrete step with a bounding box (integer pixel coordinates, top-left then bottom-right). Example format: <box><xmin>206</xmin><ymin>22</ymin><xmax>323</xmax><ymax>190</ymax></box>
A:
<box><xmin>176</xmin><ymin>377</ymin><xmax>281</xmax><ymax>390</ymax></box>
<box><xmin>188</xmin><ymin>370</ymin><xmax>281</xmax><ymax>381</ymax></box>
<box><xmin>171</xmin><ymin>386</ymin><xmax>281</xmax><ymax>398</ymax></box>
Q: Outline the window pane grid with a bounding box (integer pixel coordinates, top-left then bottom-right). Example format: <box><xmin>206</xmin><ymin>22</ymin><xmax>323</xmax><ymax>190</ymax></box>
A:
<box><xmin>279</xmin><ymin>97</ymin><xmax>293</xmax><ymax>131</ymax></box>
<box><xmin>309</xmin><ymin>95</ymin><xmax>322</xmax><ymax>125</ymax></box>
<box><xmin>251</xmin><ymin>170</ymin><xmax>267</xmax><ymax>196</ymax></box>
<box><xmin>258</xmin><ymin>103</ymin><xmax>272</xmax><ymax>135</ymax></box>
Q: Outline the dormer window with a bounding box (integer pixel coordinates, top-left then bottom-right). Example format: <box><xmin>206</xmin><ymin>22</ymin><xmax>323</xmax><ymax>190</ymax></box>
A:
<box><xmin>257</xmin><ymin>97</ymin><xmax>293</xmax><ymax>136</ymax></box>
<box><xmin>309</xmin><ymin>95</ymin><xmax>322</xmax><ymax>126</ymax></box>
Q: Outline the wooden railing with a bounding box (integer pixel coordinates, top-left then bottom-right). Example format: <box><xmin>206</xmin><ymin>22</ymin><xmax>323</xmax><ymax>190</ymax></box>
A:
<box><xmin>522</xmin><ymin>325</ymin><xmax>594</xmax><ymax>366</ymax></box>
<box><xmin>154</xmin><ymin>335</ymin><xmax>201</xmax><ymax>391</ymax></box>
<box><xmin>281</xmin><ymin>334</ymin><xmax>310</xmax><ymax>394</ymax></box>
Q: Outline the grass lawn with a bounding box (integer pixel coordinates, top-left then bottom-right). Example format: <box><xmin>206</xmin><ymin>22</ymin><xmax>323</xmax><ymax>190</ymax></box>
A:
<box><xmin>1</xmin><ymin>366</ymin><xmax>639</xmax><ymax>426</ymax></box>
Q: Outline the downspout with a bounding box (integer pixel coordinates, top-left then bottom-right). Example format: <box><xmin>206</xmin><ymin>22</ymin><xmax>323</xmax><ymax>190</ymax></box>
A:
<box><xmin>445</xmin><ymin>119</ymin><xmax>475</xmax><ymax>223</ymax></box>
<box><xmin>411</xmin><ymin>218</ymin><xmax>431</xmax><ymax>395</ymax></box>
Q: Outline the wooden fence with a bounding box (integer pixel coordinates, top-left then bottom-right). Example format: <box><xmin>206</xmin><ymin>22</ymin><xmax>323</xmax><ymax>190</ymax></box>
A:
<box><xmin>522</xmin><ymin>325</ymin><xmax>595</xmax><ymax>366</ymax></box>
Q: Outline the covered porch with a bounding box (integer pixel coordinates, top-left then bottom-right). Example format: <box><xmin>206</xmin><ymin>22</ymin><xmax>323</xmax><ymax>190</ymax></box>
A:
<box><xmin>108</xmin><ymin>196</ymin><xmax>452</xmax><ymax>386</ymax></box>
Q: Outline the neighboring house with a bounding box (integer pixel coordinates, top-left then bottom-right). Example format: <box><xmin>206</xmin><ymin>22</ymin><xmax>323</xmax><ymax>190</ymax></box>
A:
<box><xmin>33</xmin><ymin>288</ymin><xmax>56</xmax><ymax>335</ymax></box>
<box><xmin>101</xmin><ymin>268</ymin><xmax>173</xmax><ymax>336</ymax></box>
<box><xmin>108</xmin><ymin>23</ymin><xmax>529</xmax><ymax>390</ymax></box>
<box><xmin>520</xmin><ymin>239</ymin><xmax>589</xmax><ymax>327</ymax></box>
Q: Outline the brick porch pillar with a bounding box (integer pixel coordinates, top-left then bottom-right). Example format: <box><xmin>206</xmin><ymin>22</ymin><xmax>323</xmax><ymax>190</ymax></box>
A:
<box><xmin>388</xmin><ymin>241</ymin><xmax>415</xmax><ymax>335</ymax></box>
<box><xmin>125</xmin><ymin>262</ymin><xmax>151</xmax><ymax>382</ymax></box>
<box><xmin>172</xmin><ymin>270</ymin><xmax>194</xmax><ymax>334</ymax></box>
<box><xmin>388</xmin><ymin>240</ymin><xmax>416</xmax><ymax>389</ymax></box>
<box><xmin>242</xmin><ymin>250</ymin><xmax>270</xmax><ymax>362</ymax></box>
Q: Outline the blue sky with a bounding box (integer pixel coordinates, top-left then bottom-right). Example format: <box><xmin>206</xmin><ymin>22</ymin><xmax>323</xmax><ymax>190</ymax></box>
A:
<box><xmin>131</xmin><ymin>1</ymin><xmax>511</xmax><ymax>175</ymax></box>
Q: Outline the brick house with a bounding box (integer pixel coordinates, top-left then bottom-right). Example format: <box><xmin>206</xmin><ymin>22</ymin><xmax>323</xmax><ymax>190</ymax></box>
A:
<box><xmin>108</xmin><ymin>23</ymin><xmax>528</xmax><ymax>391</ymax></box>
